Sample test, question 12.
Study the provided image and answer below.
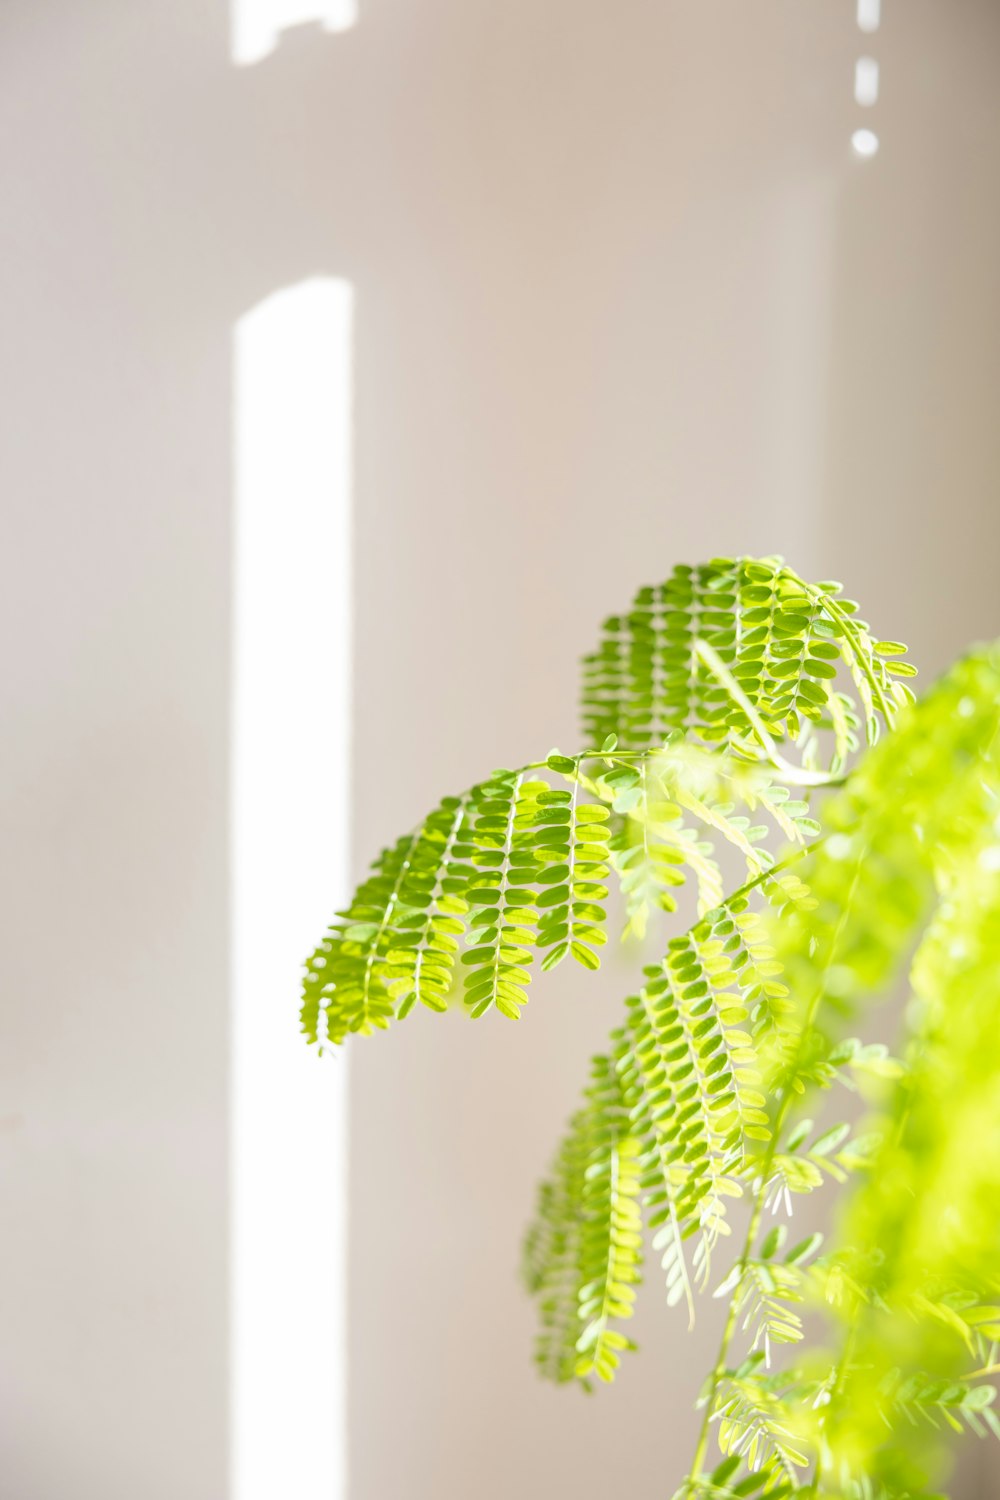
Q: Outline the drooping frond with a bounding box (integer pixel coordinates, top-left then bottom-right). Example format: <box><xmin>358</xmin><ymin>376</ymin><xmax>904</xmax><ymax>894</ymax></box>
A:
<box><xmin>619</xmin><ymin>951</ymin><xmax>751</xmax><ymax>1318</ymax></box>
<box><xmin>301</xmin><ymin>765</ymin><xmax>612</xmax><ymax>1043</ymax></box>
<box><xmin>528</xmin><ymin>873</ymin><xmax>796</xmax><ymax>1352</ymax></box>
<box><xmin>301</xmin><ymin>795</ymin><xmax>473</xmax><ymax>1044</ymax></box>
<box><xmin>523</xmin><ymin>1105</ymin><xmax>592</xmax><ymax>1385</ymax></box>
<box><xmin>580</xmin><ymin>557</ymin><xmax>915</xmax><ymax>768</ymax></box>
<box><xmin>634</xmin><ymin>914</ymin><xmax>775</xmax><ymax>1262</ymax></box>
<box><xmin>524</xmin><ymin>1057</ymin><xmax>643</xmax><ymax>1388</ymax></box>
<box><xmin>573</xmin><ymin>1056</ymin><xmax>644</xmax><ymax>1384</ymax></box>
<box><xmin>303</xmin><ymin>740</ymin><xmax>827</xmax><ymax>1048</ymax></box>
<box><xmin>304</xmin><ymin>557</ymin><xmax>898</xmax><ymax>1048</ymax></box>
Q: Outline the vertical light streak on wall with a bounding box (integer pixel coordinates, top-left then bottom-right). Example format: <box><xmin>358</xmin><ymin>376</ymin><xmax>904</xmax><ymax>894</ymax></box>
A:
<box><xmin>856</xmin><ymin>0</ymin><xmax>881</xmax><ymax>34</ymax></box>
<box><xmin>231</xmin><ymin>279</ymin><xmax>352</xmax><ymax>1500</ymax></box>
<box><xmin>855</xmin><ymin>57</ymin><xmax>879</xmax><ymax>107</ymax></box>
<box><xmin>231</xmin><ymin>0</ymin><xmax>357</xmax><ymax>66</ymax></box>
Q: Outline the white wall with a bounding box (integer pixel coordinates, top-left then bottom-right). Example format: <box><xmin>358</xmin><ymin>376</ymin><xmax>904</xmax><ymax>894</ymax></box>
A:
<box><xmin>0</xmin><ymin>3</ymin><xmax>998</xmax><ymax>1498</ymax></box>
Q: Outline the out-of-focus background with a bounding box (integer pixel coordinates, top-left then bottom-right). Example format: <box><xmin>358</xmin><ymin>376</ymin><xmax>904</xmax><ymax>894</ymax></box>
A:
<box><xmin>2</xmin><ymin>3</ymin><xmax>999</xmax><ymax>1498</ymax></box>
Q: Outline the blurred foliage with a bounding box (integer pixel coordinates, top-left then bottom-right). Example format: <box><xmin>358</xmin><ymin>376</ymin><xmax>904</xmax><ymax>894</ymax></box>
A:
<box><xmin>301</xmin><ymin>557</ymin><xmax>1000</xmax><ymax>1498</ymax></box>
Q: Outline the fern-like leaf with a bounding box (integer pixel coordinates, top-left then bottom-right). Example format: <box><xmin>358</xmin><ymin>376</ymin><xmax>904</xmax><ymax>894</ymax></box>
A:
<box><xmin>712</xmin><ymin>1360</ymin><xmax>813</xmax><ymax>1485</ymax></box>
<box><xmin>304</xmin><ymin>558</ymin><xmax>901</xmax><ymax>1048</ymax></box>
<box><xmin>523</xmin><ymin>1106</ymin><xmax>592</xmax><ymax>1384</ymax></box>
<box><xmin>580</xmin><ymin>557</ymin><xmax>913</xmax><ymax>768</ymax></box>
<box><xmin>302</xmin><ymin>799</ymin><xmax>471</xmax><ymax>1043</ymax></box>
<box><xmin>573</xmin><ymin>1056</ymin><xmax>644</xmax><ymax>1384</ymax></box>
<box><xmin>304</xmin><ymin>742</ymin><xmax>824</xmax><ymax>1048</ymax></box>
<box><xmin>458</xmin><ymin>772</ymin><xmax>541</xmax><ymax>1019</ymax></box>
<box><xmin>715</xmin><ymin>1225</ymin><xmax>822</xmax><ymax>1369</ymax></box>
<box><xmin>524</xmin><ymin>1057</ymin><xmax>643</xmax><ymax>1387</ymax></box>
<box><xmin>530</xmin><ymin>873</ymin><xmax>796</xmax><ymax>1360</ymax></box>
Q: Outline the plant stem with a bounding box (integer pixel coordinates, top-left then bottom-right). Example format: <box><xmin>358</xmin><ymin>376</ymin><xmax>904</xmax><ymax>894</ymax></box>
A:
<box><xmin>800</xmin><ymin>1323</ymin><xmax>859</xmax><ymax>1498</ymax></box>
<box><xmin>687</xmin><ymin>1181</ymin><xmax>771</xmax><ymax>1484</ymax></box>
<box><xmin>682</xmin><ymin>845</ymin><xmax>868</xmax><ymax>1491</ymax></box>
<box><xmin>693</xmin><ymin>640</ymin><xmax>841</xmax><ymax>789</ymax></box>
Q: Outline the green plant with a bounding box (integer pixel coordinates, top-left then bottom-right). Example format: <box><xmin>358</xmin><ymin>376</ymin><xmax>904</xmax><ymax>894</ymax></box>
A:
<box><xmin>302</xmin><ymin>557</ymin><xmax>1000</xmax><ymax>1498</ymax></box>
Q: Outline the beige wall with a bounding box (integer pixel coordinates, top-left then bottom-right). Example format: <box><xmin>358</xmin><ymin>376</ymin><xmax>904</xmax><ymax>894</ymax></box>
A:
<box><xmin>1</xmin><ymin>2</ymin><xmax>998</xmax><ymax>1498</ymax></box>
